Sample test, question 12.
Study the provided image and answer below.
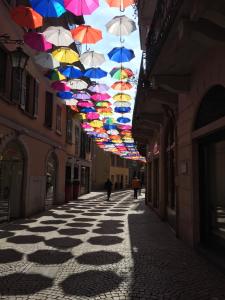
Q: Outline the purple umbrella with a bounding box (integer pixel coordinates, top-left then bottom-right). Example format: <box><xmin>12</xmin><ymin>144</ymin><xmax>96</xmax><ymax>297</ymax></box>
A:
<box><xmin>24</xmin><ymin>32</ymin><xmax>52</xmax><ymax>52</ymax></box>
<box><xmin>73</xmin><ymin>92</ymin><xmax>91</xmax><ymax>100</ymax></box>
<box><xmin>88</xmin><ymin>83</ymin><xmax>109</xmax><ymax>93</ymax></box>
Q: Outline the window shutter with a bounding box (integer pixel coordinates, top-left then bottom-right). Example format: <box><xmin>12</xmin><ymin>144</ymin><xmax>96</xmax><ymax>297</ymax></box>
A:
<box><xmin>11</xmin><ymin>68</ymin><xmax>22</xmax><ymax>104</ymax></box>
<box><xmin>33</xmin><ymin>80</ymin><xmax>39</xmax><ymax>117</ymax></box>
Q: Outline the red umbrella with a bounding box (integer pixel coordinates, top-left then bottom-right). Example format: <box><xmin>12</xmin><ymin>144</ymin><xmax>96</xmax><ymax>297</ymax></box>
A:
<box><xmin>10</xmin><ymin>6</ymin><xmax>43</xmax><ymax>29</ymax></box>
<box><xmin>24</xmin><ymin>32</ymin><xmax>52</xmax><ymax>52</ymax></box>
<box><xmin>71</xmin><ymin>25</ymin><xmax>102</xmax><ymax>44</ymax></box>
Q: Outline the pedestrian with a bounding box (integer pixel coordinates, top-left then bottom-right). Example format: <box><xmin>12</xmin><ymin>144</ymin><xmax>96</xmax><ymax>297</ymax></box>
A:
<box><xmin>104</xmin><ymin>178</ymin><xmax>113</xmax><ymax>201</ymax></box>
<box><xmin>131</xmin><ymin>177</ymin><xmax>141</xmax><ymax>199</ymax></box>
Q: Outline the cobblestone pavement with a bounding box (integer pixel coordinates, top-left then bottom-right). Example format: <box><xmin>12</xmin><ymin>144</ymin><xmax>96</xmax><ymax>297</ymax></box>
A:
<box><xmin>0</xmin><ymin>190</ymin><xmax>225</xmax><ymax>300</ymax></box>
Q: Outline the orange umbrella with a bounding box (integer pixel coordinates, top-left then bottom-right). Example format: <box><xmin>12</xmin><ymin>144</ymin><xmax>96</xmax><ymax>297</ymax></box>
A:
<box><xmin>111</xmin><ymin>81</ymin><xmax>132</xmax><ymax>91</ymax></box>
<box><xmin>10</xmin><ymin>6</ymin><xmax>43</xmax><ymax>29</ymax></box>
<box><xmin>105</xmin><ymin>0</ymin><xmax>134</xmax><ymax>10</ymax></box>
<box><xmin>71</xmin><ymin>25</ymin><xmax>102</xmax><ymax>44</ymax></box>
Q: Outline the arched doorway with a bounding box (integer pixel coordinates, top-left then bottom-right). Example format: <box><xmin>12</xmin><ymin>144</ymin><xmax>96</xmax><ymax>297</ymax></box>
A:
<box><xmin>0</xmin><ymin>140</ymin><xmax>25</xmax><ymax>222</ymax></box>
<box><xmin>45</xmin><ymin>152</ymin><xmax>57</xmax><ymax>209</ymax></box>
<box><xmin>195</xmin><ymin>85</ymin><xmax>225</xmax><ymax>250</ymax></box>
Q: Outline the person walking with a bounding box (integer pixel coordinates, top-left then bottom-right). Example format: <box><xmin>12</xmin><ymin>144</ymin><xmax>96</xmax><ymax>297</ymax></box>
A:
<box><xmin>131</xmin><ymin>177</ymin><xmax>141</xmax><ymax>199</ymax></box>
<box><xmin>104</xmin><ymin>178</ymin><xmax>113</xmax><ymax>201</ymax></box>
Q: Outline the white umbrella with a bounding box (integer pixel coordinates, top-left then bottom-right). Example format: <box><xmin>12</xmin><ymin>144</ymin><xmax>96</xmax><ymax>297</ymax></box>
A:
<box><xmin>106</xmin><ymin>15</ymin><xmax>136</xmax><ymax>36</ymax></box>
<box><xmin>67</xmin><ymin>79</ymin><xmax>88</xmax><ymax>90</ymax></box>
<box><xmin>80</xmin><ymin>51</ymin><xmax>105</xmax><ymax>68</ymax></box>
<box><xmin>114</xmin><ymin>101</ymin><xmax>132</xmax><ymax>107</ymax></box>
<box><xmin>43</xmin><ymin>26</ymin><xmax>74</xmax><ymax>46</ymax></box>
<box><xmin>88</xmin><ymin>83</ymin><xmax>109</xmax><ymax>93</ymax></box>
<box><xmin>65</xmin><ymin>99</ymin><xmax>78</xmax><ymax>106</ymax></box>
<box><xmin>34</xmin><ymin>52</ymin><xmax>60</xmax><ymax>69</ymax></box>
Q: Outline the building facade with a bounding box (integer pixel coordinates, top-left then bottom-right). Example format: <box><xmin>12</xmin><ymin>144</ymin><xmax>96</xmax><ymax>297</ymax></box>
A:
<box><xmin>0</xmin><ymin>0</ymin><xmax>91</xmax><ymax>222</ymax></box>
<box><xmin>134</xmin><ymin>0</ymin><xmax>225</xmax><ymax>257</ymax></box>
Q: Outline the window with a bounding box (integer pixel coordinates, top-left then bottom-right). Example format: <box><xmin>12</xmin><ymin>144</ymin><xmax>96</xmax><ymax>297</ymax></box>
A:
<box><xmin>86</xmin><ymin>137</ymin><xmax>91</xmax><ymax>153</ymax></box>
<box><xmin>74</xmin><ymin>125</ymin><xmax>80</xmax><ymax>156</ymax></box>
<box><xmin>111</xmin><ymin>154</ymin><xmax>116</xmax><ymax>166</ymax></box>
<box><xmin>11</xmin><ymin>68</ymin><xmax>22</xmax><ymax>103</ymax></box>
<box><xmin>0</xmin><ymin>48</ymin><xmax>7</xmax><ymax>94</ymax></box>
<box><xmin>66</xmin><ymin>108</ymin><xmax>73</xmax><ymax>143</ymax></box>
<box><xmin>45</xmin><ymin>92</ymin><xmax>53</xmax><ymax>128</ymax></box>
<box><xmin>56</xmin><ymin>105</ymin><xmax>62</xmax><ymax>133</ymax></box>
<box><xmin>80</xmin><ymin>131</ymin><xmax>86</xmax><ymax>159</ymax></box>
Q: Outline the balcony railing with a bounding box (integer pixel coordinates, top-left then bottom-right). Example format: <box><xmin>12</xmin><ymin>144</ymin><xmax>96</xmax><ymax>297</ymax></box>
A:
<box><xmin>145</xmin><ymin>0</ymin><xmax>183</xmax><ymax>74</ymax></box>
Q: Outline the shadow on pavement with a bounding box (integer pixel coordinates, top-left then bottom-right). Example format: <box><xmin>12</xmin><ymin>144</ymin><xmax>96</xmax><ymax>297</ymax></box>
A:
<box><xmin>0</xmin><ymin>273</ymin><xmax>53</xmax><ymax>295</ymax></box>
<box><xmin>76</xmin><ymin>251</ymin><xmax>124</xmax><ymax>265</ymax></box>
<box><xmin>28</xmin><ymin>226</ymin><xmax>57</xmax><ymax>233</ymax></box>
<box><xmin>60</xmin><ymin>270</ymin><xmax>123</xmax><ymax>297</ymax></box>
<box><xmin>40</xmin><ymin>220</ymin><xmax>67</xmax><ymax>225</ymax></box>
<box><xmin>3</xmin><ymin>224</ymin><xmax>29</xmax><ymax>231</ymax></box>
<box><xmin>87</xmin><ymin>235</ymin><xmax>123</xmax><ymax>246</ymax></box>
<box><xmin>0</xmin><ymin>231</ymin><xmax>15</xmax><ymax>239</ymax></box>
<box><xmin>0</xmin><ymin>249</ymin><xmax>23</xmax><ymax>263</ymax></box>
<box><xmin>93</xmin><ymin>227</ymin><xmax>123</xmax><ymax>235</ymax></box>
<box><xmin>58</xmin><ymin>228</ymin><xmax>88</xmax><ymax>235</ymax></box>
<box><xmin>66</xmin><ymin>222</ymin><xmax>93</xmax><ymax>228</ymax></box>
<box><xmin>73</xmin><ymin>217</ymin><xmax>95</xmax><ymax>222</ymax></box>
<box><xmin>105</xmin><ymin>213</ymin><xmax>125</xmax><ymax>217</ymax></box>
<box><xmin>7</xmin><ymin>235</ymin><xmax>44</xmax><ymax>244</ymax></box>
<box><xmin>27</xmin><ymin>250</ymin><xmax>73</xmax><ymax>265</ymax></box>
<box><xmin>82</xmin><ymin>213</ymin><xmax>102</xmax><ymax>216</ymax></box>
<box><xmin>45</xmin><ymin>237</ymin><xmax>82</xmax><ymax>249</ymax></box>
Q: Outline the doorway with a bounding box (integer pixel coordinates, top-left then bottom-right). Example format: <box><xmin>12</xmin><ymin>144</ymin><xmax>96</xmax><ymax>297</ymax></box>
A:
<box><xmin>45</xmin><ymin>152</ymin><xmax>57</xmax><ymax>209</ymax></box>
<box><xmin>0</xmin><ymin>141</ymin><xmax>25</xmax><ymax>222</ymax></box>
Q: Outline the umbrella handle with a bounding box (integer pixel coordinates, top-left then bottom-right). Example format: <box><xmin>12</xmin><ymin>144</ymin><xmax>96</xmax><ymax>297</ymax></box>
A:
<box><xmin>120</xmin><ymin>36</ymin><xmax>125</xmax><ymax>43</ymax></box>
<box><xmin>120</xmin><ymin>7</ymin><xmax>125</xmax><ymax>12</ymax></box>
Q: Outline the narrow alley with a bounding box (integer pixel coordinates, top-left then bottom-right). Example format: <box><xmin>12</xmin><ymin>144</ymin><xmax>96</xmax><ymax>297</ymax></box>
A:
<box><xmin>0</xmin><ymin>190</ymin><xmax>225</xmax><ymax>300</ymax></box>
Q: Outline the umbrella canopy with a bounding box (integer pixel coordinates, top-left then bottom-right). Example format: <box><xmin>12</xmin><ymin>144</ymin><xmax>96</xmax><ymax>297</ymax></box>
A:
<box><xmin>43</xmin><ymin>26</ymin><xmax>74</xmax><ymax>47</ymax></box>
<box><xmin>105</xmin><ymin>0</ymin><xmax>134</xmax><ymax>9</ymax></box>
<box><xmin>117</xmin><ymin>116</ymin><xmax>131</xmax><ymax>123</ymax></box>
<box><xmin>96</xmin><ymin>101</ymin><xmax>111</xmax><ymax>108</ymax></box>
<box><xmin>117</xmin><ymin>124</ymin><xmax>132</xmax><ymax>130</ymax></box>
<box><xmin>97</xmin><ymin>107</ymin><xmax>112</xmax><ymax>113</ymax></box>
<box><xmin>57</xmin><ymin>91</ymin><xmax>74</xmax><ymax>99</ymax></box>
<box><xmin>73</xmin><ymin>92</ymin><xmax>91</xmax><ymax>100</ymax></box>
<box><xmin>71</xmin><ymin>25</ymin><xmax>102</xmax><ymax>44</ymax></box>
<box><xmin>90</xmin><ymin>120</ymin><xmax>103</xmax><ymax>128</ymax></box>
<box><xmin>110</xmin><ymin>67</ymin><xmax>134</xmax><ymax>80</ymax></box>
<box><xmin>83</xmin><ymin>67</ymin><xmax>107</xmax><ymax>79</ymax></box>
<box><xmin>86</xmin><ymin>112</ymin><xmax>100</xmax><ymax>120</ymax></box>
<box><xmin>51</xmin><ymin>81</ymin><xmax>70</xmax><ymax>91</ymax></box>
<box><xmin>111</xmin><ymin>81</ymin><xmax>132</xmax><ymax>90</ymax></box>
<box><xmin>34</xmin><ymin>52</ymin><xmax>60</xmax><ymax>69</ymax></box>
<box><xmin>91</xmin><ymin>93</ymin><xmax>111</xmax><ymax>101</ymax></box>
<box><xmin>24</xmin><ymin>32</ymin><xmax>52</xmax><ymax>52</ymax></box>
<box><xmin>59</xmin><ymin>66</ymin><xmax>83</xmax><ymax>78</ymax></box>
<box><xmin>65</xmin><ymin>0</ymin><xmax>99</xmax><ymax>16</ymax></box>
<box><xmin>106</xmin><ymin>15</ymin><xmax>136</xmax><ymax>36</ymax></box>
<box><xmin>108</xmin><ymin>47</ymin><xmax>135</xmax><ymax>63</ymax></box>
<box><xmin>46</xmin><ymin>69</ymin><xmax>66</xmax><ymax>81</ymax></box>
<box><xmin>107</xmin><ymin>129</ymin><xmax>119</xmax><ymax>135</ymax></box>
<box><xmin>67</xmin><ymin>79</ymin><xmax>88</xmax><ymax>90</ymax></box>
<box><xmin>80</xmin><ymin>107</ymin><xmax>96</xmax><ymax>113</ymax></box>
<box><xmin>11</xmin><ymin>5</ymin><xmax>43</xmax><ymax>29</ymax></box>
<box><xmin>77</xmin><ymin>100</ymin><xmax>94</xmax><ymax>108</ymax></box>
<box><xmin>114</xmin><ymin>107</ymin><xmax>131</xmax><ymax>113</ymax></box>
<box><xmin>114</xmin><ymin>101</ymin><xmax>131</xmax><ymax>107</ymax></box>
<box><xmin>113</xmin><ymin>93</ymin><xmax>132</xmax><ymax>101</ymax></box>
<box><xmin>52</xmin><ymin>48</ymin><xmax>79</xmax><ymax>64</ymax></box>
<box><xmin>88</xmin><ymin>83</ymin><xmax>109</xmax><ymax>93</ymax></box>
<box><xmin>29</xmin><ymin>0</ymin><xmax>66</xmax><ymax>17</ymax></box>
<box><xmin>80</xmin><ymin>51</ymin><xmax>105</xmax><ymax>68</ymax></box>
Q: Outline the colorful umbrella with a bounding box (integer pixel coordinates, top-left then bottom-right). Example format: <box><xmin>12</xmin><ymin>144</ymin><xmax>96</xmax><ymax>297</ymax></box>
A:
<box><xmin>97</xmin><ymin>107</ymin><xmax>112</xmax><ymax>113</ymax></box>
<box><xmin>117</xmin><ymin>117</ymin><xmax>131</xmax><ymax>123</ymax></box>
<box><xmin>65</xmin><ymin>0</ymin><xmax>99</xmax><ymax>16</ymax></box>
<box><xmin>114</xmin><ymin>101</ymin><xmax>131</xmax><ymax>107</ymax></box>
<box><xmin>86</xmin><ymin>112</ymin><xmax>100</xmax><ymax>120</ymax></box>
<box><xmin>52</xmin><ymin>47</ymin><xmax>79</xmax><ymax>64</ymax></box>
<box><xmin>96</xmin><ymin>101</ymin><xmax>111</xmax><ymax>107</ymax></box>
<box><xmin>88</xmin><ymin>83</ymin><xmax>109</xmax><ymax>93</ymax></box>
<box><xmin>59</xmin><ymin>66</ymin><xmax>83</xmax><ymax>79</ymax></box>
<box><xmin>65</xmin><ymin>99</ymin><xmax>78</xmax><ymax>106</ymax></box>
<box><xmin>77</xmin><ymin>100</ymin><xmax>94</xmax><ymax>108</ymax></box>
<box><xmin>71</xmin><ymin>25</ymin><xmax>102</xmax><ymax>44</ymax></box>
<box><xmin>106</xmin><ymin>15</ymin><xmax>136</xmax><ymax>36</ymax></box>
<box><xmin>29</xmin><ymin>0</ymin><xmax>66</xmax><ymax>17</ymax></box>
<box><xmin>108</xmin><ymin>47</ymin><xmax>135</xmax><ymax>63</ymax></box>
<box><xmin>111</xmin><ymin>81</ymin><xmax>132</xmax><ymax>90</ymax></box>
<box><xmin>80</xmin><ymin>107</ymin><xmax>96</xmax><ymax>113</ymax></box>
<box><xmin>11</xmin><ymin>5</ymin><xmax>43</xmax><ymax>29</ymax></box>
<box><xmin>46</xmin><ymin>69</ymin><xmax>66</xmax><ymax>81</ymax></box>
<box><xmin>107</xmin><ymin>129</ymin><xmax>119</xmax><ymax>135</ymax></box>
<box><xmin>67</xmin><ymin>79</ymin><xmax>88</xmax><ymax>90</ymax></box>
<box><xmin>90</xmin><ymin>120</ymin><xmax>103</xmax><ymax>128</ymax></box>
<box><xmin>24</xmin><ymin>32</ymin><xmax>52</xmax><ymax>52</ymax></box>
<box><xmin>70</xmin><ymin>105</ymin><xmax>79</xmax><ymax>112</ymax></box>
<box><xmin>114</xmin><ymin>107</ymin><xmax>131</xmax><ymax>113</ymax></box>
<box><xmin>91</xmin><ymin>93</ymin><xmax>111</xmax><ymax>101</ymax></box>
<box><xmin>117</xmin><ymin>124</ymin><xmax>132</xmax><ymax>130</ymax></box>
<box><xmin>83</xmin><ymin>68</ymin><xmax>107</xmax><ymax>79</ymax></box>
<box><xmin>80</xmin><ymin>51</ymin><xmax>105</xmax><ymax>68</ymax></box>
<box><xmin>113</xmin><ymin>93</ymin><xmax>132</xmax><ymax>101</ymax></box>
<box><xmin>51</xmin><ymin>81</ymin><xmax>70</xmax><ymax>91</ymax></box>
<box><xmin>105</xmin><ymin>0</ymin><xmax>134</xmax><ymax>10</ymax></box>
<box><xmin>34</xmin><ymin>52</ymin><xmax>60</xmax><ymax>69</ymax></box>
<box><xmin>110</xmin><ymin>67</ymin><xmax>134</xmax><ymax>80</ymax></box>
<box><xmin>57</xmin><ymin>91</ymin><xmax>74</xmax><ymax>99</ymax></box>
<box><xmin>73</xmin><ymin>92</ymin><xmax>91</xmax><ymax>100</ymax></box>
<box><xmin>43</xmin><ymin>26</ymin><xmax>74</xmax><ymax>47</ymax></box>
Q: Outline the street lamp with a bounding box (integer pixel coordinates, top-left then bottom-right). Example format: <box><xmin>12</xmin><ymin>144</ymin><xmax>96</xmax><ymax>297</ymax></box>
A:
<box><xmin>10</xmin><ymin>47</ymin><xmax>29</xmax><ymax>71</ymax></box>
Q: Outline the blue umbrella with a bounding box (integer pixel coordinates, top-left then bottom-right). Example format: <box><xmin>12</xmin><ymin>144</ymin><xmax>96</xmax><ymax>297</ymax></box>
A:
<box><xmin>114</xmin><ymin>107</ymin><xmax>131</xmax><ymax>113</ymax></box>
<box><xmin>80</xmin><ymin>107</ymin><xmax>96</xmax><ymax>113</ymax></box>
<box><xmin>57</xmin><ymin>91</ymin><xmax>74</xmax><ymax>99</ymax></box>
<box><xmin>59</xmin><ymin>66</ymin><xmax>83</xmax><ymax>79</ymax></box>
<box><xmin>117</xmin><ymin>117</ymin><xmax>131</xmax><ymax>123</ymax></box>
<box><xmin>104</xmin><ymin>124</ymin><xmax>117</xmax><ymax>130</ymax></box>
<box><xmin>108</xmin><ymin>47</ymin><xmax>135</xmax><ymax>63</ymax></box>
<box><xmin>29</xmin><ymin>0</ymin><xmax>66</xmax><ymax>17</ymax></box>
<box><xmin>83</xmin><ymin>68</ymin><xmax>107</xmax><ymax>79</ymax></box>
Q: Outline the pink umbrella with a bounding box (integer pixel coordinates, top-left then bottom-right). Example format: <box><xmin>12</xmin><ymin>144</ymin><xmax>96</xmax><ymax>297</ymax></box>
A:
<box><xmin>88</xmin><ymin>83</ymin><xmax>109</xmax><ymax>93</ymax></box>
<box><xmin>91</xmin><ymin>93</ymin><xmax>111</xmax><ymax>101</ymax></box>
<box><xmin>118</xmin><ymin>124</ymin><xmax>132</xmax><ymax>130</ymax></box>
<box><xmin>86</xmin><ymin>112</ymin><xmax>100</xmax><ymax>120</ymax></box>
<box><xmin>73</xmin><ymin>92</ymin><xmax>91</xmax><ymax>100</ymax></box>
<box><xmin>77</xmin><ymin>101</ymin><xmax>94</xmax><ymax>108</ymax></box>
<box><xmin>64</xmin><ymin>0</ymin><xmax>99</xmax><ymax>16</ymax></box>
<box><xmin>24</xmin><ymin>32</ymin><xmax>52</xmax><ymax>52</ymax></box>
<box><xmin>51</xmin><ymin>81</ymin><xmax>70</xmax><ymax>91</ymax></box>
<box><xmin>82</xmin><ymin>122</ymin><xmax>92</xmax><ymax>129</ymax></box>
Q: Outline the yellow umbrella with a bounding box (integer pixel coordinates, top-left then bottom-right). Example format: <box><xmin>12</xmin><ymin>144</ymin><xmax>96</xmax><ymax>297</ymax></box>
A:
<box><xmin>52</xmin><ymin>47</ymin><xmax>79</xmax><ymax>64</ymax></box>
<box><xmin>90</xmin><ymin>120</ymin><xmax>103</xmax><ymax>128</ymax></box>
<box><xmin>112</xmin><ymin>93</ymin><xmax>132</xmax><ymax>101</ymax></box>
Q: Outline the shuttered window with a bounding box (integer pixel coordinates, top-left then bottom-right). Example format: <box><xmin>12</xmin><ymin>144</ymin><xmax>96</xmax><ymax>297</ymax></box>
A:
<box><xmin>56</xmin><ymin>105</ymin><xmax>62</xmax><ymax>133</ymax></box>
<box><xmin>0</xmin><ymin>48</ymin><xmax>7</xmax><ymax>94</ymax></box>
